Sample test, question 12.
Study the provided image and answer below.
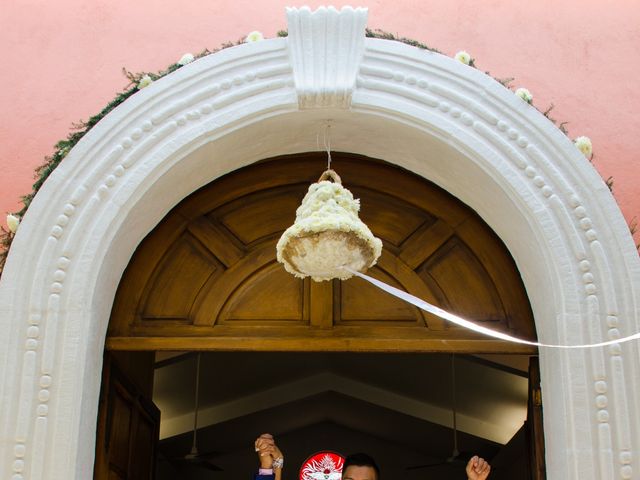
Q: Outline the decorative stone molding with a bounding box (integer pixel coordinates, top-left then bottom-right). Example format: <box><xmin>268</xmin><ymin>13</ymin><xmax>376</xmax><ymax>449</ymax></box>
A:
<box><xmin>353</xmin><ymin>37</ymin><xmax>640</xmax><ymax>479</ymax></box>
<box><xmin>0</xmin><ymin>37</ymin><xmax>298</xmax><ymax>479</ymax></box>
<box><xmin>0</xmin><ymin>6</ymin><xmax>638</xmax><ymax>480</ymax></box>
<box><xmin>286</xmin><ymin>6</ymin><xmax>368</xmax><ymax>108</ymax></box>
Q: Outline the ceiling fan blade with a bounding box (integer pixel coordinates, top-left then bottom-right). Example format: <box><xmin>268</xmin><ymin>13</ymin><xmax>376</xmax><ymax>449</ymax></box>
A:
<box><xmin>172</xmin><ymin>457</ymin><xmax>224</xmax><ymax>472</ymax></box>
<box><xmin>187</xmin><ymin>458</ymin><xmax>224</xmax><ymax>472</ymax></box>
<box><xmin>405</xmin><ymin>461</ymin><xmax>447</xmax><ymax>470</ymax></box>
<box><xmin>192</xmin><ymin>450</ymin><xmax>222</xmax><ymax>460</ymax></box>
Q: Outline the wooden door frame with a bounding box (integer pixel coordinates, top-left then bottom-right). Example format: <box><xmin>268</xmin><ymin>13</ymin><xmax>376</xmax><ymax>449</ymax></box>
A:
<box><xmin>105</xmin><ymin>154</ymin><xmax>537</xmax><ymax>356</ymax></box>
<box><xmin>94</xmin><ymin>353</ymin><xmax>160</xmax><ymax>479</ymax></box>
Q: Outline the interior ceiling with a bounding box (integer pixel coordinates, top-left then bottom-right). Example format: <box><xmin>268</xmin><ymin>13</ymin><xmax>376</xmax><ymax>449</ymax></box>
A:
<box><xmin>153</xmin><ymin>351</ymin><xmax>530</xmax><ymax>474</ymax></box>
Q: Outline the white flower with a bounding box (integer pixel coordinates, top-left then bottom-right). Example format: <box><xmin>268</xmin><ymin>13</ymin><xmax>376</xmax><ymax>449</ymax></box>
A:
<box><xmin>177</xmin><ymin>53</ymin><xmax>195</xmax><ymax>66</ymax></box>
<box><xmin>574</xmin><ymin>136</ymin><xmax>593</xmax><ymax>158</ymax></box>
<box><xmin>6</xmin><ymin>214</ymin><xmax>20</xmax><ymax>234</ymax></box>
<box><xmin>515</xmin><ymin>87</ymin><xmax>533</xmax><ymax>104</ymax></box>
<box><xmin>454</xmin><ymin>50</ymin><xmax>471</xmax><ymax>65</ymax></box>
<box><xmin>245</xmin><ymin>31</ymin><xmax>264</xmax><ymax>43</ymax></box>
<box><xmin>137</xmin><ymin>75</ymin><xmax>153</xmax><ymax>90</ymax></box>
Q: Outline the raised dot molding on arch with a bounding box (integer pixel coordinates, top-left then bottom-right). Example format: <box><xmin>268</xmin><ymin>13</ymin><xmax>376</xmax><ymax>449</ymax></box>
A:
<box><xmin>12</xmin><ymin>459</ymin><xmax>24</xmax><ymax>474</ymax></box>
<box><xmin>14</xmin><ymin>247</ymin><xmax>74</xmax><ymax>448</ymax></box>
<box><xmin>620</xmin><ymin>466</ymin><xmax>633</xmax><ymax>479</ymax></box>
<box><xmin>358</xmin><ymin>57</ymin><xmax>545</xmax><ymax>177</ymax></box>
<box><xmin>49</xmin><ymin>225</ymin><xmax>62</xmax><ymax>239</ymax></box>
<box><xmin>14</xmin><ymin>444</ymin><xmax>25</xmax><ymax>458</ymax></box>
<box><xmin>358</xmin><ymin>47</ymin><xmax>615</xmax><ymax>305</ymax></box>
<box><xmin>596</xmin><ymin>409</ymin><xmax>609</xmax><ymax>423</ymax></box>
<box><xmin>358</xmin><ymin>54</ymin><xmax>595</xmax><ymax>223</ymax></box>
<box><xmin>3</xmin><ymin>49</ymin><xmax>299</xmax><ymax>479</ymax></box>
<box><xmin>357</xmin><ymin>75</ymin><xmax>440</xmax><ymax>107</ymax></box>
<box><xmin>608</xmin><ymin>316</ymin><xmax>622</xmax><ymax>352</ymax></box>
<box><xmin>609</xmin><ymin>343</ymin><xmax>622</xmax><ymax>356</ymax></box>
<box><xmin>39</xmin><ymin>375</ymin><xmax>52</xmax><ymax>388</ymax></box>
<box><xmin>472</xmin><ymin>121</ymin><xmax>528</xmax><ymax>170</ymax></box>
<box><xmin>359</xmin><ymin>63</ymin><xmax>502</xmax><ymax>126</ymax></box>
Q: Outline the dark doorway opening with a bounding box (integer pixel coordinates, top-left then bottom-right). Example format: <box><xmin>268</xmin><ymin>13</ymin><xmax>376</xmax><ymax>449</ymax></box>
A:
<box><xmin>150</xmin><ymin>351</ymin><xmax>536</xmax><ymax>480</ymax></box>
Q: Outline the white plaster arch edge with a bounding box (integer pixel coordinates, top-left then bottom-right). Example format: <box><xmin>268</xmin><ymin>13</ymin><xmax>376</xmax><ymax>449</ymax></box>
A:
<box><xmin>0</xmin><ymin>6</ymin><xmax>638</xmax><ymax>480</ymax></box>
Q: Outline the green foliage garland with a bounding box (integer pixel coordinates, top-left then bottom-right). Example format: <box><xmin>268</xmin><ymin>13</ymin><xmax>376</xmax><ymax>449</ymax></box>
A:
<box><xmin>0</xmin><ymin>30</ymin><xmax>637</xmax><ymax>277</ymax></box>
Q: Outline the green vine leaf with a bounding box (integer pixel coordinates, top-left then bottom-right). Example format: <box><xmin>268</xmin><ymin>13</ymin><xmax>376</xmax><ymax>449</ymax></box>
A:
<box><xmin>1</xmin><ymin>28</ymin><xmax>638</xmax><ymax>277</ymax></box>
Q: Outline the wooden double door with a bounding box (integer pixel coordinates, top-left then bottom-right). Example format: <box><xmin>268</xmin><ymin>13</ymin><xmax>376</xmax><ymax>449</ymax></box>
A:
<box><xmin>96</xmin><ymin>153</ymin><xmax>545</xmax><ymax>478</ymax></box>
<box><xmin>107</xmin><ymin>153</ymin><xmax>536</xmax><ymax>353</ymax></box>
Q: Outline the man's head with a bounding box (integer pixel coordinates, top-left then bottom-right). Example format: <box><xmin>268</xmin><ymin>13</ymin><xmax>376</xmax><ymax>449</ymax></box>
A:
<box><xmin>341</xmin><ymin>453</ymin><xmax>380</xmax><ymax>480</ymax></box>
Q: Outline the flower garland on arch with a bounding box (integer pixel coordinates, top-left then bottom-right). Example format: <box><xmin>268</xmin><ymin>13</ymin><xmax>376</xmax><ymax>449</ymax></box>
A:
<box><xmin>0</xmin><ymin>28</ymin><xmax>637</xmax><ymax>276</ymax></box>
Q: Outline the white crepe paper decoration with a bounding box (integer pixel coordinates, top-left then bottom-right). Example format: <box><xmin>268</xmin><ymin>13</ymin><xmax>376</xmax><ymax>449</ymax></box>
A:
<box><xmin>276</xmin><ymin>169</ymin><xmax>383</xmax><ymax>282</ymax></box>
<box><xmin>346</xmin><ymin>267</ymin><xmax>640</xmax><ymax>349</ymax></box>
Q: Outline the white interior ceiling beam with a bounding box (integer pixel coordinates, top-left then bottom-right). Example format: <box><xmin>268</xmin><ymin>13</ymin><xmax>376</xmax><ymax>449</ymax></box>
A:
<box><xmin>159</xmin><ymin>372</ymin><xmax>525</xmax><ymax>444</ymax></box>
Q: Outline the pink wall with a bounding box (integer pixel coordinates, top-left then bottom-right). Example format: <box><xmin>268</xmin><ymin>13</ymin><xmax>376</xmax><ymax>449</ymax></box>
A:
<box><xmin>2</xmin><ymin>1</ymin><xmax>638</xmax><ymax>243</ymax></box>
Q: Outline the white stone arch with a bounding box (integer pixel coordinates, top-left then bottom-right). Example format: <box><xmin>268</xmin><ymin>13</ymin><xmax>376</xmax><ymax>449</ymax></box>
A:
<box><xmin>0</xmin><ymin>6</ymin><xmax>638</xmax><ymax>480</ymax></box>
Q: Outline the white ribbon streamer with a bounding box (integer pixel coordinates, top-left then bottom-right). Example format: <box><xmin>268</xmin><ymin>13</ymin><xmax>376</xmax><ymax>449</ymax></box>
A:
<box><xmin>345</xmin><ymin>268</ymin><xmax>640</xmax><ymax>349</ymax></box>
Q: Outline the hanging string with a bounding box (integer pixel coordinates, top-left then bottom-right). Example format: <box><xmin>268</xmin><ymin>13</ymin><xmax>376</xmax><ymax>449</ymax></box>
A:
<box><xmin>324</xmin><ymin>123</ymin><xmax>332</xmax><ymax>170</ymax></box>
<box><xmin>449</xmin><ymin>354</ymin><xmax>459</xmax><ymax>460</ymax></box>
<box><xmin>343</xmin><ymin>267</ymin><xmax>640</xmax><ymax>349</ymax></box>
<box><xmin>190</xmin><ymin>352</ymin><xmax>201</xmax><ymax>455</ymax></box>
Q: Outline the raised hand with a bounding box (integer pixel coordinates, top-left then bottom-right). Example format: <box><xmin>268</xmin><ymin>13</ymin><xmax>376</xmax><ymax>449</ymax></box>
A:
<box><xmin>466</xmin><ymin>455</ymin><xmax>491</xmax><ymax>480</ymax></box>
<box><xmin>255</xmin><ymin>433</ymin><xmax>284</xmax><ymax>479</ymax></box>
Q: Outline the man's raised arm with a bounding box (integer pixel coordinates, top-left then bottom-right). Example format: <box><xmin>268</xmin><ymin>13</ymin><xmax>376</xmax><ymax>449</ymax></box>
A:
<box><xmin>465</xmin><ymin>455</ymin><xmax>491</xmax><ymax>480</ymax></box>
<box><xmin>254</xmin><ymin>433</ymin><xmax>283</xmax><ymax>480</ymax></box>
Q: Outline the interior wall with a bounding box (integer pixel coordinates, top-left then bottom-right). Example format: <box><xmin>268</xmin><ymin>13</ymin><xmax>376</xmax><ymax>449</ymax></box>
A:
<box><xmin>489</xmin><ymin>427</ymin><xmax>529</xmax><ymax>480</ymax></box>
<box><xmin>110</xmin><ymin>351</ymin><xmax>155</xmax><ymax>398</ymax></box>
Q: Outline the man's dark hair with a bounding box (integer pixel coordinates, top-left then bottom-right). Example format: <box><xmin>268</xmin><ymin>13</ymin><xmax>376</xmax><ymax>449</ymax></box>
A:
<box><xmin>342</xmin><ymin>453</ymin><xmax>380</xmax><ymax>479</ymax></box>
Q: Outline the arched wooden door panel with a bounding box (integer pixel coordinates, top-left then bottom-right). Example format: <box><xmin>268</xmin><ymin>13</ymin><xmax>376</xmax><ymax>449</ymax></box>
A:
<box><xmin>107</xmin><ymin>153</ymin><xmax>536</xmax><ymax>353</ymax></box>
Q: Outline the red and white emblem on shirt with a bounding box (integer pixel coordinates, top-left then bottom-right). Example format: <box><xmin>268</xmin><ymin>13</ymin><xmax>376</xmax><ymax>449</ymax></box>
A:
<box><xmin>299</xmin><ymin>451</ymin><xmax>345</xmax><ymax>480</ymax></box>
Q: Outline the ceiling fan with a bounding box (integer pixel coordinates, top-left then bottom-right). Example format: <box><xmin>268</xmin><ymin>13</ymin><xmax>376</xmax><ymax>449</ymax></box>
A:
<box><xmin>406</xmin><ymin>354</ymin><xmax>473</xmax><ymax>471</ymax></box>
<box><xmin>166</xmin><ymin>352</ymin><xmax>223</xmax><ymax>473</ymax></box>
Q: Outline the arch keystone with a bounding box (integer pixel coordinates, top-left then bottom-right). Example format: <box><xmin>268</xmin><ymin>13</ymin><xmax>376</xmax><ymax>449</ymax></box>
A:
<box><xmin>286</xmin><ymin>6</ymin><xmax>368</xmax><ymax>108</ymax></box>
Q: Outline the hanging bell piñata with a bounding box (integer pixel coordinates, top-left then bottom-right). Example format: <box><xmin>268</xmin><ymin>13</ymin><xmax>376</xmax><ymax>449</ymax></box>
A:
<box><xmin>276</xmin><ymin>169</ymin><xmax>383</xmax><ymax>281</ymax></box>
